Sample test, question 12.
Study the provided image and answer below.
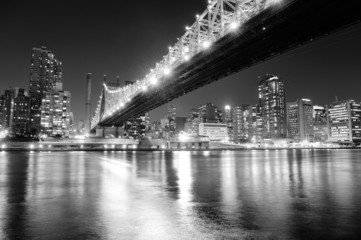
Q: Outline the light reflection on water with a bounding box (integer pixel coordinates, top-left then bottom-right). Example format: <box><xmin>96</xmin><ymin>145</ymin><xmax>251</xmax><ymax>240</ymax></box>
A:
<box><xmin>0</xmin><ymin>150</ymin><xmax>361</xmax><ymax>239</ymax></box>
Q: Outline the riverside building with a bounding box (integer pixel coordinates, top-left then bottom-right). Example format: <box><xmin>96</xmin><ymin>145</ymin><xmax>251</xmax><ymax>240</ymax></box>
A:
<box><xmin>29</xmin><ymin>46</ymin><xmax>62</xmax><ymax>134</ymax></box>
<box><xmin>327</xmin><ymin>100</ymin><xmax>361</xmax><ymax>144</ymax></box>
<box><xmin>40</xmin><ymin>83</ymin><xmax>72</xmax><ymax>137</ymax></box>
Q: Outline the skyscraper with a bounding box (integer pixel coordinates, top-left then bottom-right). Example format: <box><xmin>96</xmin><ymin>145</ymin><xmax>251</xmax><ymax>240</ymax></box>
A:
<box><xmin>29</xmin><ymin>46</ymin><xmax>62</xmax><ymax>134</ymax></box>
<box><xmin>327</xmin><ymin>99</ymin><xmax>361</xmax><ymax>144</ymax></box>
<box><xmin>168</xmin><ymin>104</ymin><xmax>176</xmax><ymax>137</ymax></box>
<box><xmin>0</xmin><ymin>88</ymin><xmax>15</xmax><ymax>133</ymax></box>
<box><xmin>12</xmin><ymin>88</ymin><xmax>31</xmax><ymax>135</ymax></box>
<box><xmin>286</xmin><ymin>99</ymin><xmax>314</xmax><ymax>142</ymax></box>
<box><xmin>258</xmin><ymin>74</ymin><xmax>287</xmax><ymax>139</ymax></box>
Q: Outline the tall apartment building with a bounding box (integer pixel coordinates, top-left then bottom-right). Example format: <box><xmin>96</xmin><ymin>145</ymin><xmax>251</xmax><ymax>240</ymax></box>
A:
<box><xmin>40</xmin><ymin>87</ymin><xmax>72</xmax><ymax>137</ymax></box>
<box><xmin>286</xmin><ymin>99</ymin><xmax>314</xmax><ymax>142</ymax></box>
<box><xmin>313</xmin><ymin>105</ymin><xmax>328</xmax><ymax>142</ymax></box>
<box><xmin>258</xmin><ymin>74</ymin><xmax>287</xmax><ymax>139</ymax></box>
<box><xmin>327</xmin><ymin>100</ymin><xmax>361</xmax><ymax>144</ymax></box>
<box><xmin>12</xmin><ymin>88</ymin><xmax>31</xmax><ymax>135</ymax></box>
<box><xmin>29</xmin><ymin>46</ymin><xmax>62</xmax><ymax>134</ymax></box>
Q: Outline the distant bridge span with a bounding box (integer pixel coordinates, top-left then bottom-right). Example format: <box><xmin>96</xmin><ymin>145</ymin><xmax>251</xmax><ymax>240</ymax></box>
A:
<box><xmin>91</xmin><ymin>0</ymin><xmax>360</xmax><ymax>131</ymax></box>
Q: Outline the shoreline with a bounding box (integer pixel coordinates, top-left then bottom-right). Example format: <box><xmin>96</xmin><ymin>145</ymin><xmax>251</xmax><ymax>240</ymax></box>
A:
<box><xmin>1</xmin><ymin>147</ymin><xmax>360</xmax><ymax>152</ymax></box>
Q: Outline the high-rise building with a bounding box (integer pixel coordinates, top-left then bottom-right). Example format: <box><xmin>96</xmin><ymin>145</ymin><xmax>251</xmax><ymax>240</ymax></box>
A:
<box><xmin>0</xmin><ymin>88</ymin><xmax>15</xmax><ymax>133</ymax></box>
<box><xmin>286</xmin><ymin>99</ymin><xmax>314</xmax><ymax>142</ymax></box>
<box><xmin>327</xmin><ymin>100</ymin><xmax>361</xmax><ymax>144</ymax></box>
<box><xmin>198</xmin><ymin>103</ymin><xmax>222</xmax><ymax>123</ymax></box>
<box><xmin>40</xmin><ymin>89</ymin><xmax>72</xmax><ymax>137</ymax></box>
<box><xmin>232</xmin><ymin>104</ymin><xmax>260</xmax><ymax>143</ymax></box>
<box><xmin>232</xmin><ymin>105</ymin><xmax>250</xmax><ymax>143</ymax></box>
<box><xmin>29</xmin><ymin>46</ymin><xmax>62</xmax><ymax>134</ymax></box>
<box><xmin>168</xmin><ymin>104</ymin><xmax>176</xmax><ymax>137</ymax></box>
<box><xmin>258</xmin><ymin>74</ymin><xmax>287</xmax><ymax>139</ymax></box>
<box><xmin>313</xmin><ymin>105</ymin><xmax>328</xmax><ymax>142</ymax></box>
<box><xmin>12</xmin><ymin>88</ymin><xmax>31</xmax><ymax>135</ymax></box>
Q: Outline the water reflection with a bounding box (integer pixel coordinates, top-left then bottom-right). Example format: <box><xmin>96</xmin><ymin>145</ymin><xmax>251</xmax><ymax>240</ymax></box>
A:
<box><xmin>0</xmin><ymin>150</ymin><xmax>361</xmax><ymax>239</ymax></box>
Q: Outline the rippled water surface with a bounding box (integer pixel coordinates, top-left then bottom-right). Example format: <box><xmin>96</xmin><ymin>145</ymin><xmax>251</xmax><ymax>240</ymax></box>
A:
<box><xmin>1</xmin><ymin>150</ymin><xmax>361</xmax><ymax>239</ymax></box>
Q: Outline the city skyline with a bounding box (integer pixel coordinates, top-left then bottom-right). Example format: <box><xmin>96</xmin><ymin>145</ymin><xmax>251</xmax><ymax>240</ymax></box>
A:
<box><xmin>1</xmin><ymin>1</ymin><xmax>361</xmax><ymax>124</ymax></box>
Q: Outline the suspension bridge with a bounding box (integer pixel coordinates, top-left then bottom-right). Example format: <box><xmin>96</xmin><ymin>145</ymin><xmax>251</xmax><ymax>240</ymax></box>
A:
<box><xmin>90</xmin><ymin>0</ymin><xmax>360</xmax><ymax>133</ymax></box>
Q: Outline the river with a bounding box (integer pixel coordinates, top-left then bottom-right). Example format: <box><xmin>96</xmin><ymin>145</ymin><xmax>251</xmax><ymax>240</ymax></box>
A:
<box><xmin>1</xmin><ymin>150</ymin><xmax>361</xmax><ymax>239</ymax></box>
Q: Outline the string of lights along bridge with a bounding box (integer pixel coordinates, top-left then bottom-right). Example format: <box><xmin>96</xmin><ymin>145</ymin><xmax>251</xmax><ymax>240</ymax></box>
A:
<box><xmin>90</xmin><ymin>0</ymin><xmax>360</xmax><ymax>132</ymax></box>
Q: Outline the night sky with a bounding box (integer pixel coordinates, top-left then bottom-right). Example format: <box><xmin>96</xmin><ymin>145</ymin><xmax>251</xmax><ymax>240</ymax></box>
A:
<box><xmin>1</xmin><ymin>1</ymin><xmax>361</xmax><ymax>125</ymax></box>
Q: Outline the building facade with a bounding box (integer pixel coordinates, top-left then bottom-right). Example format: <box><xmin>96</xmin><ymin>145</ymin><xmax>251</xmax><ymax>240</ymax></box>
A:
<box><xmin>168</xmin><ymin>104</ymin><xmax>176</xmax><ymax>137</ymax></box>
<box><xmin>0</xmin><ymin>88</ymin><xmax>15</xmax><ymax>133</ymax></box>
<box><xmin>185</xmin><ymin>108</ymin><xmax>200</xmax><ymax>134</ymax></box>
<box><xmin>232</xmin><ymin>104</ymin><xmax>260</xmax><ymax>143</ymax></box>
<box><xmin>12</xmin><ymin>88</ymin><xmax>31</xmax><ymax>135</ymax></box>
<box><xmin>224</xmin><ymin>105</ymin><xmax>233</xmax><ymax>142</ymax></box>
<box><xmin>199</xmin><ymin>123</ymin><xmax>228</xmax><ymax>141</ymax></box>
<box><xmin>286</xmin><ymin>99</ymin><xmax>314</xmax><ymax>142</ymax></box>
<box><xmin>40</xmin><ymin>90</ymin><xmax>72</xmax><ymax>137</ymax></box>
<box><xmin>232</xmin><ymin>105</ymin><xmax>250</xmax><ymax>143</ymax></box>
<box><xmin>198</xmin><ymin>103</ymin><xmax>222</xmax><ymax>124</ymax></box>
<box><xmin>313</xmin><ymin>105</ymin><xmax>328</xmax><ymax>142</ymax></box>
<box><xmin>29</xmin><ymin>46</ymin><xmax>62</xmax><ymax>134</ymax></box>
<box><xmin>258</xmin><ymin>74</ymin><xmax>287</xmax><ymax>139</ymax></box>
<box><xmin>327</xmin><ymin>100</ymin><xmax>361</xmax><ymax>144</ymax></box>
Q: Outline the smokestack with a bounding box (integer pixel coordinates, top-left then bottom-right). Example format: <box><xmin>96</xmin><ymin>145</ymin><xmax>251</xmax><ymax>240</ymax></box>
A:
<box><xmin>84</xmin><ymin>73</ymin><xmax>92</xmax><ymax>134</ymax></box>
<box><xmin>103</xmin><ymin>74</ymin><xmax>107</xmax><ymax>83</ymax></box>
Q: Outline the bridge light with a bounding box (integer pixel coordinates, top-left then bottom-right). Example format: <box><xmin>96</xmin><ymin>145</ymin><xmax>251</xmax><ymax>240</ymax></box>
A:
<box><xmin>202</xmin><ymin>40</ymin><xmax>212</xmax><ymax>49</ymax></box>
<box><xmin>150</xmin><ymin>77</ymin><xmax>158</xmax><ymax>85</ymax></box>
<box><xmin>183</xmin><ymin>55</ymin><xmax>190</xmax><ymax>61</ymax></box>
<box><xmin>184</xmin><ymin>46</ymin><xmax>189</xmax><ymax>53</ymax></box>
<box><xmin>163</xmin><ymin>68</ymin><xmax>171</xmax><ymax>75</ymax></box>
<box><xmin>142</xmin><ymin>85</ymin><xmax>147</xmax><ymax>91</ymax></box>
<box><xmin>230</xmin><ymin>21</ymin><xmax>239</xmax><ymax>31</ymax></box>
